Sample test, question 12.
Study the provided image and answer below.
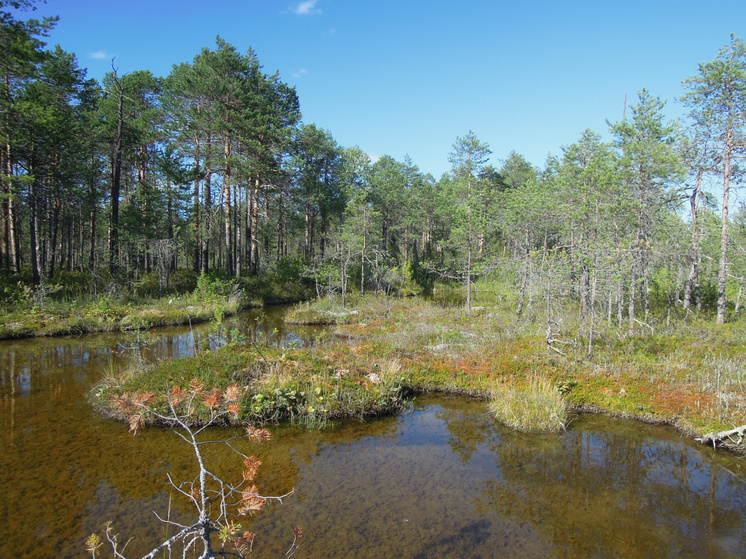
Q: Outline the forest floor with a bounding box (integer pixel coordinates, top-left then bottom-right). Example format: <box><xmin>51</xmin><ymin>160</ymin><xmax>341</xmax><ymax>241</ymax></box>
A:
<box><xmin>91</xmin><ymin>294</ymin><xmax>746</xmax><ymax>453</ymax></box>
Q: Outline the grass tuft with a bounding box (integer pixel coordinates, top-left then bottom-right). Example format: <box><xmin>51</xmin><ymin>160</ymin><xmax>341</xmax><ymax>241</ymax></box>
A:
<box><xmin>488</xmin><ymin>375</ymin><xmax>568</xmax><ymax>434</ymax></box>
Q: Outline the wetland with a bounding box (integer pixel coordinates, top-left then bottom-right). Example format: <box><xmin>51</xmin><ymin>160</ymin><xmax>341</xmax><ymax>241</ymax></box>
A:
<box><xmin>2</xmin><ymin>302</ymin><xmax>746</xmax><ymax>558</ymax></box>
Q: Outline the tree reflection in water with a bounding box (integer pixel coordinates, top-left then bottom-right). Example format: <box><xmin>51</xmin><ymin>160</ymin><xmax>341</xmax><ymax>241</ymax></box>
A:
<box><xmin>2</xmin><ymin>323</ymin><xmax>746</xmax><ymax>558</ymax></box>
<box><xmin>480</xmin><ymin>414</ymin><xmax>746</xmax><ymax>558</ymax></box>
<box><xmin>246</xmin><ymin>395</ymin><xmax>746</xmax><ymax>558</ymax></box>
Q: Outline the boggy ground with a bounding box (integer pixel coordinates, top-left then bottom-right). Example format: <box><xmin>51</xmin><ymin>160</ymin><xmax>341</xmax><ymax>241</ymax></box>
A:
<box><xmin>0</xmin><ymin>273</ymin><xmax>312</xmax><ymax>340</ymax></box>
<box><xmin>92</xmin><ymin>294</ymin><xmax>746</xmax><ymax>451</ymax></box>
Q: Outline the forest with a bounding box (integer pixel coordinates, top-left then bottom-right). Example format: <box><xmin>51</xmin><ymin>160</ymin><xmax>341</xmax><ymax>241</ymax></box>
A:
<box><xmin>5</xmin><ymin>4</ymin><xmax>746</xmax><ymax>557</ymax></box>
<box><xmin>2</xmin><ymin>1</ymin><xmax>746</xmax><ymax>332</ymax></box>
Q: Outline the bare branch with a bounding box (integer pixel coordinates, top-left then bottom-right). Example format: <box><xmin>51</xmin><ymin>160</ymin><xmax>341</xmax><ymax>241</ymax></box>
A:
<box><xmin>92</xmin><ymin>382</ymin><xmax>300</xmax><ymax>558</ymax></box>
<box><xmin>696</xmin><ymin>424</ymin><xmax>746</xmax><ymax>449</ymax></box>
<box><xmin>152</xmin><ymin>510</ymin><xmax>190</xmax><ymax>530</ymax></box>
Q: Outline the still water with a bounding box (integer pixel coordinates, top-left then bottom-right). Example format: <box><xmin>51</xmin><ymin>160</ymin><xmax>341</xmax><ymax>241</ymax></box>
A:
<box><xmin>1</xmin><ymin>307</ymin><xmax>745</xmax><ymax>558</ymax></box>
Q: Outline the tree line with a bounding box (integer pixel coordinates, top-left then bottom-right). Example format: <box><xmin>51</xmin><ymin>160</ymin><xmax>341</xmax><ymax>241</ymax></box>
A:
<box><xmin>2</xmin><ymin>2</ymin><xmax>746</xmax><ymax>327</ymax></box>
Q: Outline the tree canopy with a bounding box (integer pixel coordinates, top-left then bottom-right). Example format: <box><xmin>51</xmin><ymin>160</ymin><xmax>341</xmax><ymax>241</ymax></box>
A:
<box><xmin>1</xmin><ymin>5</ymin><xmax>745</xmax><ymax>326</ymax></box>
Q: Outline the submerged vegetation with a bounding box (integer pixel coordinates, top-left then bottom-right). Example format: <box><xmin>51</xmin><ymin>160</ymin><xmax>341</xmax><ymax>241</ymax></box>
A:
<box><xmin>92</xmin><ymin>291</ymin><xmax>746</xmax><ymax>450</ymax></box>
<box><xmin>88</xmin><ymin>369</ymin><xmax>302</xmax><ymax>559</ymax></box>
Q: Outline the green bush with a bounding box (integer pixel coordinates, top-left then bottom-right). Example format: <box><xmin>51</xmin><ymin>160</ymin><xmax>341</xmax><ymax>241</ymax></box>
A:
<box><xmin>50</xmin><ymin>270</ymin><xmax>96</xmax><ymax>300</ymax></box>
<box><xmin>170</xmin><ymin>269</ymin><xmax>198</xmax><ymax>293</ymax></box>
<box><xmin>194</xmin><ymin>272</ymin><xmax>235</xmax><ymax>303</ymax></box>
<box><xmin>133</xmin><ymin>273</ymin><xmax>161</xmax><ymax>298</ymax></box>
<box><xmin>269</xmin><ymin>257</ymin><xmax>307</xmax><ymax>284</ymax></box>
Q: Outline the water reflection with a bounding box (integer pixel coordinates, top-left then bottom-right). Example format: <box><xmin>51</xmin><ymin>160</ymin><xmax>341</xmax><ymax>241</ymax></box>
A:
<box><xmin>479</xmin><ymin>415</ymin><xmax>746</xmax><ymax>558</ymax></box>
<box><xmin>245</xmin><ymin>395</ymin><xmax>746</xmax><ymax>558</ymax></box>
<box><xmin>1</xmin><ymin>312</ymin><xmax>745</xmax><ymax>558</ymax></box>
<box><xmin>0</xmin><ymin>306</ymin><xmax>322</xmax><ymax>558</ymax></box>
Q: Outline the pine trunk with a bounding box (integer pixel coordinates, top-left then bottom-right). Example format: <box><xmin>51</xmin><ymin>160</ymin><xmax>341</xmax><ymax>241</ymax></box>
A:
<box><xmin>717</xmin><ymin>132</ymin><xmax>732</xmax><ymax>324</ymax></box>
<box><xmin>109</xmin><ymin>88</ymin><xmax>124</xmax><ymax>274</ymax></box>
<box><xmin>251</xmin><ymin>183</ymin><xmax>259</xmax><ymax>274</ymax></box>
<box><xmin>684</xmin><ymin>166</ymin><xmax>704</xmax><ymax>310</ymax></box>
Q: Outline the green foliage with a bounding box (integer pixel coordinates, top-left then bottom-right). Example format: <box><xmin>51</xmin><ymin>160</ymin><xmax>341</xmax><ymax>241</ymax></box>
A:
<box><xmin>87</xmin><ymin>295</ymin><xmax>128</xmax><ymax>321</ymax></box>
<box><xmin>0</xmin><ymin>270</ymin><xmax>106</xmax><ymax>306</ymax></box>
<box><xmin>194</xmin><ymin>272</ymin><xmax>235</xmax><ymax>303</ymax></box>
<box><xmin>77</xmin><ymin>292</ymin><xmax>746</xmax><ymax>453</ymax></box>
<box><xmin>1</xmin><ymin>280</ymin><xmax>35</xmax><ymax>307</ymax></box>
<box><xmin>556</xmin><ymin>379</ymin><xmax>578</xmax><ymax>394</ymax></box>
<box><xmin>385</xmin><ymin>261</ymin><xmax>424</xmax><ymax>296</ymax></box>
<box><xmin>169</xmin><ymin>269</ymin><xmax>198</xmax><ymax>293</ymax></box>
<box><xmin>1</xmin><ymin>12</ymin><xmax>745</xmax><ymax>341</ymax></box>
<box><xmin>285</xmin><ymin>296</ymin><xmax>361</xmax><ymax>325</ymax></box>
<box><xmin>681</xmin><ymin>35</ymin><xmax>746</xmax><ymax>323</ymax></box>
<box><xmin>311</xmin><ymin>261</ymin><xmax>344</xmax><ymax>296</ymax></box>
<box><xmin>47</xmin><ymin>270</ymin><xmax>95</xmax><ymax>300</ymax></box>
<box><xmin>133</xmin><ymin>269</ymin><xmax>199</xmax><ymax>299</ymax></box>
<box><xmin>132</xmin><ymin>273</ymin><xmax>161</xmax><ymax>299</ymax></box>
<box><xmin>270</xmin><ymin>257</ymin><xmax>307</xmax><ymax>284</ymax></box>
<box><xmin>407</xmin><ymin>255</ymin><xmax>435</xmax><ymax>293</ymax></box>
<box><xmin>92</xmin><ymin>343</ymin><xmax>410</xmax><ymax>428</ymax></box>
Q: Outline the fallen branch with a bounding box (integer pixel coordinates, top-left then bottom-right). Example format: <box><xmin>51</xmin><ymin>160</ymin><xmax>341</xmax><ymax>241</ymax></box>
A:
<box><xmin>696</xmin><ymin>424</ymin><xmax>746</xmax><ymax>449</ymax></box>
<box><xmin>90</xmin><ymin>381</ymin><xmax>300</xmax><ymax>558</ymax></box>
<box><xmin>546</xmin><ymin>340</ymin><xmax>567</xmax><ymax>356</ymax></box>
<box><xmin>633</xmin><ymin>318</ymin><xmax>654</xmax><ymax>334</ymax></box>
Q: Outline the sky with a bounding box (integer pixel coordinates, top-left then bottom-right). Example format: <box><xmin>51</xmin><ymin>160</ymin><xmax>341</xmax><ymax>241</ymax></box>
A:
<box><xmin>14</xmin><ymin>0</ymin><xmax>746</xmax><ymax>178</ymax></box>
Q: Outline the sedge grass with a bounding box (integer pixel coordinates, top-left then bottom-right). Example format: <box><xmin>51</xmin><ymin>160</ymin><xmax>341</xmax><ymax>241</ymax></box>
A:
<box><xmin>488</xmin><ymin>375</ymin><xmax>568</xmax><ymax>434</ymax></box>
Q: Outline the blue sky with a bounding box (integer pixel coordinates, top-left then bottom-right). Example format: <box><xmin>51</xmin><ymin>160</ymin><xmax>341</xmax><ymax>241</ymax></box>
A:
<box><xmin>19</xmin><ymin>0</ymin><xmax>746</xmax><ymax>177</ymax></box>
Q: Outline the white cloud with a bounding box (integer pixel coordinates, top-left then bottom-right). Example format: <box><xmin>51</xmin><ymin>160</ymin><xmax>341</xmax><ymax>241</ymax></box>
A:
<box><xmin>292</xmin><ymin>0</ymin><xmax>321</xmax><ymax>15</ymax></box>
<box><xmin>89</xmin><ymin>50</ymin><xmax>109</xmax><ymax>60</ymax></box>
<box><xmin>293</xmin><ymin>68</ymin><xmax>309</xmax><ymax>79</ymax></box>
<box><xmin>367</xmin><ymin>153</ymin><xmax>380</xmax><ymax>164</ymax></box>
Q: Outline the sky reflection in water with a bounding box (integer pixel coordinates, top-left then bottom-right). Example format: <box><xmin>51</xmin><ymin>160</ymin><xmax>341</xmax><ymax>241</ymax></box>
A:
<box><xmin>0</xmin><ymin>309</ymin><xmax>745</xmax><ymax>558</ymax></box>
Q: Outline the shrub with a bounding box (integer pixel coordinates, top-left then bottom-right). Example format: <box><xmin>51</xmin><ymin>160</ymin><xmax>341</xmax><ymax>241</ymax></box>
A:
<box><xmin>269</xmin><ymin>257</ymin><xmax>307</xmax><ymax>284</ymax></box>
<box><xmin>488</xmin><ymin>375</ymin><xmax>567</xmax><ymax>434</ymax></box>
<box><xmin>170</xmin><ymin>268</ymin><xmax>198</xmax><ymax>294</ymax></box>
<box><xmin>50</xmin><ymin>270</ymin><xmax>96</xmax><ymax>300</ymax></box>
<box><xmin>133</xmin><ymin>272</ymin><xmax>161</xmax><ymax>298</ymax></box>
<box><xmin>194</xmin><ymin>272</ymin><xmax>235</xmax><ymax>303</ymax></box>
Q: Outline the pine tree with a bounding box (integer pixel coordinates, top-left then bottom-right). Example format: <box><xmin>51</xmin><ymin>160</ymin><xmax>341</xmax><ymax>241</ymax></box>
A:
<box><xmin>448</xmin><ymin>131</ymin><xmax>491</xmax><ymax>314</ymax></box>
<box><xmin>682</xmin><ymin>35</ymin><xmax>746</xmax><ymax>323</ymax></box>
<box><xmin>610</xmin><ymin>89</ymin><xmax>682</xmax><ymax>331</ymax></box>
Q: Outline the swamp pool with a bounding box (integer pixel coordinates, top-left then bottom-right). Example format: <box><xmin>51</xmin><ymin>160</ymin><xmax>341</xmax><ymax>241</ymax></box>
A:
<box><xmin>0</xmin><ymin>307</ymin><xmax>745</xmax><ymax>558</ymax></box>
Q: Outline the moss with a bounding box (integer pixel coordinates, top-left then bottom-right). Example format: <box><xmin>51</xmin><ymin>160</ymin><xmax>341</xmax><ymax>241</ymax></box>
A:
<box><xmin>86</xmin><ymin>293</ymin><xmax>746</xmax><ymax>446</ymax></box>
<box><xmin>91</xmin><ymin>345</ymin><xmax>411</xmax><ymax>427</ymax></box>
